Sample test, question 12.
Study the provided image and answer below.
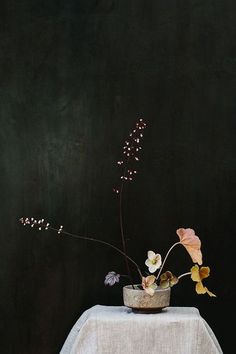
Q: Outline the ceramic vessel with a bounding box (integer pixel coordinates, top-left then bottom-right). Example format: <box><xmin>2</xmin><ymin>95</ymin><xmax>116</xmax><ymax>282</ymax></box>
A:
<box><xmin>123</xmin><ymin>285</ymin><xmax>171</xmax><ymax>313</ymax></box>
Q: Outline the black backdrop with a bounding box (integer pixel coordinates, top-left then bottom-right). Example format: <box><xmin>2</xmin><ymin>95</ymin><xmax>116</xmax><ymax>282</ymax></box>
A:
<box><xmin>1</xmin><ymin>1</ymin><xmax>235</xmax><ymax>353</ymax></box>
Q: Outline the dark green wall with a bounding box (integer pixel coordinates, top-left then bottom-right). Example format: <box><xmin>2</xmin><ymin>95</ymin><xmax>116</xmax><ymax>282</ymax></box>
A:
<box><xmin>1</xmin><ymin>1</ymin><xmax>235</xmax><ymax>353</ymax></box>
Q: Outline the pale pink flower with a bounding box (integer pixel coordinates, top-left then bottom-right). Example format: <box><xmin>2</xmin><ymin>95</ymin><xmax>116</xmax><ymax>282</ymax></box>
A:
<box><xmin>142</xmin><ymin>275</ymin><xmax>157</xmax><ymax>296</ymax></box>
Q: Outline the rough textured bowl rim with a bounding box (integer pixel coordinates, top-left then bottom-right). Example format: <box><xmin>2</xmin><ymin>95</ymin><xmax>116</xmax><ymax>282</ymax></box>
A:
<box><xmin>123</xmin><ymin>284</ymin><xmax>170</xmax><ymax>293</ymax></box>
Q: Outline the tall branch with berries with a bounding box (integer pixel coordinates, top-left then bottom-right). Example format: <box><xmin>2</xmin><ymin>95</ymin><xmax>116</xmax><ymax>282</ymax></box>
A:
<box><xmin>113</xmin><ymin>119</ymin><xmax>147</xmax><ymax>286</ymax></box>
<box><xmin>19</xmin><ymin>117</ymin><xmax>217</xmax><ymax>299</ymax></box>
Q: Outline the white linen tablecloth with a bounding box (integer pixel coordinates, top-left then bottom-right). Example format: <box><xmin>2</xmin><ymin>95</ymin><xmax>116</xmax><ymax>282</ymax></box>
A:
<box><xmin>60</xmin><ymin>305</ymin><xmax>223</xmax><ymax>354</ymax></box>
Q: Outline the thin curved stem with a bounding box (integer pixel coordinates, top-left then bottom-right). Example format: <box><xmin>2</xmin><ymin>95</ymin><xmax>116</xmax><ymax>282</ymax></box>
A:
<box><xmin>49</xmin><ymin>226</ymin><xmax>143</xmax><ymax>280</ymax></box>
<box><xmin>178</xmin><ymin>272</ymin><xmax>191</xmax><ymax>280</ymax></box>
<box><xmin>156</xmin><ymin>242</ymin><xmax>181</xmax><ymax>281</ymax></box>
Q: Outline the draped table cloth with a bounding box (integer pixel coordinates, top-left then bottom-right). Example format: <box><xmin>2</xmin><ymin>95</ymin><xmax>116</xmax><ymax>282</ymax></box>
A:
<box><xmin>60</xmin><ymin>305</ymin><xmax>223</xmax><ymax>354</ymax></box>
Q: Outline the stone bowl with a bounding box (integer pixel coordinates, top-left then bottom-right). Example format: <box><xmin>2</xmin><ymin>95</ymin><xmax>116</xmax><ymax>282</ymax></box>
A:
<box><xmin>123</xmin><ymin>285</ymin><xmax>171</xmax><ymax>313</ymax></box>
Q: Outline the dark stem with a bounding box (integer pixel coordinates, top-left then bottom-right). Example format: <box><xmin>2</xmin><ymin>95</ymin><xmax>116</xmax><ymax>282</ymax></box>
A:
<box><xmin>119</xmin><ymin>180</ymin><xmax>134</xmax><ymax>287</ymax></box>
<box><xmin>49</xmin><ymin>226</ymin><xmax>143</xmax><ymax>280</ymax></box>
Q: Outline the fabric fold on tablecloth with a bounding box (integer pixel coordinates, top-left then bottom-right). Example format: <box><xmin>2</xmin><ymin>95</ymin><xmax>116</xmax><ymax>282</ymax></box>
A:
<box><xmin>60</xmin><ymin>305</ymin><xmax>223</xmax><ymax>354</ymax></box>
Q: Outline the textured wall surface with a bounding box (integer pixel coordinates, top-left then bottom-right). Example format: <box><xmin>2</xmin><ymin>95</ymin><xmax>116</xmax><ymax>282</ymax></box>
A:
<box><xmin>0</xmin><ymin>1</ymin><xmax>235</xmax><ymax>353</ymax></box>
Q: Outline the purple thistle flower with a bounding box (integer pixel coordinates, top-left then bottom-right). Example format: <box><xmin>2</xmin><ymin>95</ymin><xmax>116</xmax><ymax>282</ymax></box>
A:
<box><xmin>104</xmin><ymin>271</ymin><xmax>120</xmax><ymax>286</ymax></box>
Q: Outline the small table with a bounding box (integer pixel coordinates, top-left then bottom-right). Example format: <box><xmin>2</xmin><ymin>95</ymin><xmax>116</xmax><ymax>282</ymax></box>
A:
<box><xmin>60</xmin><ymin>305</ymin><xmax>223</xmax><ymax>354</ymax></box>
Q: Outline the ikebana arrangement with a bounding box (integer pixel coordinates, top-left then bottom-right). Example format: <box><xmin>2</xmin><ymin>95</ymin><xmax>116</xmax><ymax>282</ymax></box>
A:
<box><xmin>20</xmin><ymin>118</ymin><xmax>216</xmax><ymax>311</ymax></box>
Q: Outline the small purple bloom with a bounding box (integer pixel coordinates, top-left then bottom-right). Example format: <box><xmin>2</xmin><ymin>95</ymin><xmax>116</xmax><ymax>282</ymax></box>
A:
<box><xmin>104</xmin><ymin>271</ymin><xmax>120</xmax><ymax>286</ymax></box>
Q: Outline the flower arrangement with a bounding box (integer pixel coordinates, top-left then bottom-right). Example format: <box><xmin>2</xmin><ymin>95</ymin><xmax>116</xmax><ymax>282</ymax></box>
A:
<box><xmin>20</xmin><ymin>119</ymin><xmax>216</xmax><ymax>298</ymax></box>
